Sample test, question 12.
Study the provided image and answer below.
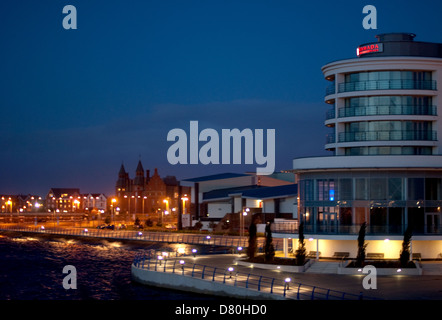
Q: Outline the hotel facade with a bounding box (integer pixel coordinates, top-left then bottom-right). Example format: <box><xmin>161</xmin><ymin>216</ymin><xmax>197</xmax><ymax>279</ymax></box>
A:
<box><xmin>275</xmin><ymin>33</ymin><xmax>442</xmax><ymax>259</ymax></box>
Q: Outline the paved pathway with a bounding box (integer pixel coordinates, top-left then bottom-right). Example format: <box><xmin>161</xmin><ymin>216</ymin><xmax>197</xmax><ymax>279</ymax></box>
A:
<box><xmin>182</xmin><ymin>254</ymin><xmax>442</xmax><ymax>300</ymax></box>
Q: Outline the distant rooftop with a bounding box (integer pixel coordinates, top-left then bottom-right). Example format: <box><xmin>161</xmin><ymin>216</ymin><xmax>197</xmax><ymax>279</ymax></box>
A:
<box><xmin>203</xmin><ymin>185</ymin><xmax>261</xmax><ymax>201</ymax></box>
<box><xmin>47</xmin><ymin>188</ymin><xmax>80</xmax><ymax>197</ymax></box>
<box><xmin>203</xmin><ymin>183</ymin><xmax>297</xmax><ymax>201</ymax></box>
<box><xmin>240</xmin><ymin>184</ymin><xmax>297</xmax><ymax>200</ymax></box>
<box><xmin>181</xmin><ymin>172</ymin><xmax>251</xmax><ymax>183</ymax></box>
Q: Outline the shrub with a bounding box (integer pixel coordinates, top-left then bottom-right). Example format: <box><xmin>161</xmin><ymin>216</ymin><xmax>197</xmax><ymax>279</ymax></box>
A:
<box><xmin>247</xmin><ymin>221</ymin><xmax>257</xmax><ymax>259</ymax></box>
<box><xmin>295</xmin><ymin>222</ymin><xmax>306</xmax><ymax>266</ymax></box>
<box><xmin>355</xmin><ymin>222</ymin><xmax>368</xmax><ymax>267</ymax></box>
<box><xmin>399</xmin><ymin>226</ymin><xmax>412</xmax><ymax>267</ymax></box>
<box><xmin>264</xmin><ymin>222</ymin><xmax>275</xmax><ymax>262</ymax></box>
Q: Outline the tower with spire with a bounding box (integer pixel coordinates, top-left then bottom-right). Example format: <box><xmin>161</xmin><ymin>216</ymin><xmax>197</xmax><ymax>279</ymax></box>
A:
<box><xmin>114</xmin><ymin>161</ymin><xmax>178</xmax><ymax>223</ymax></box>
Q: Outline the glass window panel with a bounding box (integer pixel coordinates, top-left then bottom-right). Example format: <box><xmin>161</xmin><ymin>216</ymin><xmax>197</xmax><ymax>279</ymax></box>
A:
<box><xmin>378</xmin><ymin>71</ymin><xmax>389</xmax><ymax>80</ymax></box>
<box><xmin>317</xmin><ymin>180</ymin><xmax>324</xmax><ymax>201</ymax></box>
<box><xmin>425</xmin><ymin>178</ymin><xmax>441</xmax><ymax>200</ymax></box>
<box><xmin>355</xmin><ymin>178</ymin><xmax>368</xmax><ymax>200</ymax></box>
<box><xmin>388</xmin><ymin>178</ymin><xmax>403</xmax><ymax>200</ymax></box>
<box><xmin>339</xmin><ymin>179</ymin><xmax>352</xmax><ymax>200</ymax></box>
<box><xmin>355</xmin><ymin>207</ymin><xmax>366</xmax><ymax>224</ymax></box>
<box><xmin>370</xmin><ymin>207</ymin><xmax>387</xmax><ymax>226</ymax></box>
<box><xmin>368</xmin><ymin>72</ymin><xmax>378</xmax><ymax>81</ymax></box>
<box><xmin>408</xmin><ymin>178</ymin><xmax>424</xmax><ymax>200</ymax></box>
<box><xmin>329</xmin><ymin>180</ymin><xmax>335</xmax><ymax>201</ymax></box>
<box><xmin>370</xmin><ymin>178</ymin><xmax>387</xmax><ymax>200</ymax></box>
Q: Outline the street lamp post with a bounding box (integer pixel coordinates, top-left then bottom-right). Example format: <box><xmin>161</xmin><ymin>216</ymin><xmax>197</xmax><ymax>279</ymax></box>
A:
<box><xmin>181</xmin><ymin>195</ymin><xmax>188</xmax><ymax>228</ymax></box>
<box><xmin>131</xmin><ymin>195</ymin><xmax>135</xmax><ymax>221</ymax></box>
<box><xmin>111</xmin><ymin>198</ymin><xmax>117</xmax><ymax>224</ymax></box>
<box><xmin>143</xmin><ymin>196</ymin><xmax>147</xmax><ymax>221</ymax></box>
<box><xmin>240</xmin><ymin>207</ymin><xmax>250</xmax><ymax>239</ymax></box>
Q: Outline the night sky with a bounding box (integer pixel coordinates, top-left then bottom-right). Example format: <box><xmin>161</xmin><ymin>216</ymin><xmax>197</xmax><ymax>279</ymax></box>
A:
<box><xmin>1</xmin><ymin>0</ymin><xmax>441</xmax><ymax>196</ymax></box>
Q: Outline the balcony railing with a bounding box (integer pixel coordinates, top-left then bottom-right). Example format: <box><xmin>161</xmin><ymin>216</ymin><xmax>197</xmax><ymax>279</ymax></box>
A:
<box><xmin>325</xmin><ymin>83</ymin><xmax>336</xmax><ymax>95</ymax></box>
<box><xmin>338</xmin><ymin>105</ymin><xmax>437</xmax><ymax>118</ymax></box>
<box><xmin>338</xmin><ymin>79</ymin><xmax>437</xmax><ymax>93</ymax></box>
<box><xmin>325</xmin><ymin>108</ymin><xmax>336</xmax><ymax>120</ymax></box>
<box><xmin>338</xmin><ymin>130</ymin><xmax>437</xmax><ymax>143</ymax></box>
<box><xmin>325</xmin><ymin>133</ymin><xmax>335</xmax><ymax>144</ymax></box>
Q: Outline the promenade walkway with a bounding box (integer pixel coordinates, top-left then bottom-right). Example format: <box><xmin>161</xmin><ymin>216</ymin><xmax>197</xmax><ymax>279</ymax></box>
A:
<box><xmin>133</xmin><ymin>252</ymin><xmax>442</xmax><ymax>300</ymax></box>
<box><xmin>132</xmin><ymin>252</ymin><xmax>372</xmax><ymax>300</ymax></box>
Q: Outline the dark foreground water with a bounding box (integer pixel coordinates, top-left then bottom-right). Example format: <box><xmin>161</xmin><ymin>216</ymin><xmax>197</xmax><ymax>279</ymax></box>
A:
<box><xmin>0</xmin><ymin>232</ymin><xmax>221</xmax><ymax>300</ymax></box>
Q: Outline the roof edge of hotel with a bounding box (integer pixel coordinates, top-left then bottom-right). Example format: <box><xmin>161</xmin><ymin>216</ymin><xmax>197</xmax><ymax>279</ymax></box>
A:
<box><xmin>293</xmin><ymin>155</ymin><xmax>442</xmax><ymax>171</ymax></box>
<box><xmin>321</xmin><ymin>55</ymin><xmax>442</xmax><ymax>72</ymax></box>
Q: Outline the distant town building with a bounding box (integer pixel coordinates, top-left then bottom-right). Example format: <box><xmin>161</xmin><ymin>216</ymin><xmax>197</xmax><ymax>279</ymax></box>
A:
<box><xmin>180</xmin><ymin>172</ymin><xmax>296</xmax><ymax>230</ymax></box>
<box><xmin>45</xmin><ymin>188</ymin><xmax>81</xmax><ymax>213</ymax></box>
<box><xmin>114</xmin><ymin>161</ymin><xmax>190</xmax><ymax>225</ymax></box>
<box><xmin>81</xmin><ymin>193</ymin><xmax>107</xmax><ymax>213</ymax></box>
<box><xmin>0</xmin><ymin>195</ymin><xmax>44</xmax><ymax>213</ymax></box>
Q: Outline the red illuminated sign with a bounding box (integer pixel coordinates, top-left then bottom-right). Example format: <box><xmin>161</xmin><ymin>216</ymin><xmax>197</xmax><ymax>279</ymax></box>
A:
<box><xmin>357</xmin><ymin>43</ymin><xmax>383</xmax><ymax>56</ymax></box>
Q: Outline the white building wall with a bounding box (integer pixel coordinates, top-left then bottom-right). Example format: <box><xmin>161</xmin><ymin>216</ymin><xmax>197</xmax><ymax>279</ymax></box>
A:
<box><xmin>207</xmin><ymin>202</ymin><xmax>231</xmax><ymax>219</ymax></box>
<box><xmin>263</xmin><ymin>200</ymin><xmax>274</xmax><ymax>213</ymax></box>
<box><xmin>279</xmin><ymin>197</ymin><xmax>296</xmax><ymax>213</ymax></box>
<box><xmin>233</xmin><ymin>196</ymin><xmax>243</xmax><ymax>213</ymax></box>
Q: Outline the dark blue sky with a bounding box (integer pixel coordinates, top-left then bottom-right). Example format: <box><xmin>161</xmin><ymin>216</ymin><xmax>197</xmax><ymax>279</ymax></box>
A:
<box><xmin>1</xmin><ymin>0</ymin><xmax>441</xmax><ymax>196</ymax></box>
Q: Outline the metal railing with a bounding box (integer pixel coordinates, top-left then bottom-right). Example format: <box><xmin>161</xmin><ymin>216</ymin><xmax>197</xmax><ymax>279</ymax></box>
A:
<box><xmin>271</xmin><ymin>221</ymin><xmax>299</xmax><ymax>234</ymax></box>
<box><xmin>325</xmin><ymin>132</ymin><xmax>335</xmax><ymax>144</ymax></box>
<box><xmin>325</xmin><ymin>108</ymin><xmax>336</xmax><ymax>120</ymax></box>
<box><xmin>338</xmin><ymin>130</ymin><xmax>437</xmax><ymax>142</ymax></box>
<box><xmin>132</xmin><ymin>252</ymin><xmax>377</xmax><ymax>300</ymax></box>
<box><xmin>338</xmin><ymin>105</ymin><xmax>437</xmax><ymax>118</ymax></box>
<box><xmin>325</xmin><ymin>83</ymin><xmax>336</xmax><ymax>96</ymax></box>
<box><xmin>338</xmin><ymin>79</ymin><xmax>437</xmax><ymax>93</ymax></box>
<box><xmin>0</xmin><ymin>224</ymin><xmax>275</xmax><ymax>249</ymax></box>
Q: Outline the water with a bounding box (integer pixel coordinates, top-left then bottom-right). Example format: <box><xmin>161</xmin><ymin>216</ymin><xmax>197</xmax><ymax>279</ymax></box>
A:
<box><xmin>0</xmin><ymin>232</ymin><xmax>221</xmax><ymax>300</ymax></box>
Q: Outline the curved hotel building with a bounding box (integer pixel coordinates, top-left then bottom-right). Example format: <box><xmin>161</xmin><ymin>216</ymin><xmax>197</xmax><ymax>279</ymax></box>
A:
<box><xmin>278</xmin><ymin>33</ymin><xmax>442</xmax><ymax>259</ymax></box>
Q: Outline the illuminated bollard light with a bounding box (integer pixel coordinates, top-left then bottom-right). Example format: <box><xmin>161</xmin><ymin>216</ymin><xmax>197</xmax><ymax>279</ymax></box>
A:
<box><xmin>179</xmin><ymin>260</ymin><xmax>185</xmax><ymax>274</ymax></box>
<box><xmin>228</xmin><ymin>267</ymin><xmax>234</xmax><ymax>279</ymax></box>
<box><xmin>192</xmin><ymin>249</ymin><xmax>197</xmax><ymax>257</ymax></box>
<box><xmin>284</xmin><ymin>277</ymin><xmax>291</xmax><ymax>290</ymax></box>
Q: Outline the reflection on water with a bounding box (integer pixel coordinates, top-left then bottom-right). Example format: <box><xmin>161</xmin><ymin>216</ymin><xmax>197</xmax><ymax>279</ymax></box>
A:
<box><xmin>0</xmin><ymin>232</ymin><xmax>219</xmax><ymax>300</ymax></box>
